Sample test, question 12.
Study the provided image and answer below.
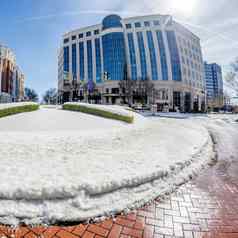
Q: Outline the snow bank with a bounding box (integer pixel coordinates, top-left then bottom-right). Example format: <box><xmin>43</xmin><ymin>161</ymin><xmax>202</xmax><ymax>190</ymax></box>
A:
<box><xmin>63</xmin><ymin>103</ymin><xmax>134</xmax><ymax>123</ymax></box>
<box><xmin>0</xmin><ymin>107</ymin><xmax>215</xmax><ymax>226</ymax></box>
<box><xmin>0</xmin><ymin>102</ymin><xmax>39</xmax><ymax>119</ymax></box>
<box><xmin>0</xmin><ymin>102</ymin><xmax>38</xmax><ymax>110</ymax></box>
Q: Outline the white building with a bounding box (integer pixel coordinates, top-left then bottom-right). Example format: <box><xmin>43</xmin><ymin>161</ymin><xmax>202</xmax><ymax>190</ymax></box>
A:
<box><xmin>58</xmin><ymin>14</ymin><xmax>206</xmax><ymax>112</ymax></box>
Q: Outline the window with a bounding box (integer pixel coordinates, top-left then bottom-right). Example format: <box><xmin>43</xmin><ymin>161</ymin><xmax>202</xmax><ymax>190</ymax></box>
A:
<box><xmin>137</xmin><ymin>32</ymin><xmax>147</xmax><ymax>80</ymax></box>
<box><xmin>102</xmin><ymin>32</ymin><xmax>126</xmax><ymax>81</ymax></box>
<box><xmin>126</xmin><ymin>23</ymin><xmax>132</xmax><ymax>29</ymax></box>
<box><xmin>144</xmin><ymin>21</ymin><xmax>150</xmax><ymax>27</ymax></box>
<box><xmin>127</xmin><ymin>33</ymin><xmax>137</xmax><ymax>80</ymax></box>
<box><xmin>135</xmin><ymin>22</ymin><xmax>141</xmax><ymax>28</ymax></box>
<box><xmin>182</xmin><ymin>56</ymin><xmax>185</xmax><ymax>64</ymax></box>
<box><xmin>63</xmin><ymin>38</ymin><xmax>69</xmax><ymax>44</ymax></box>
<box><xmin>156</xmin><ymin>31</ymin><xmax>168</xmax><ymax>80</ymax></box>
<box><xmin>63</xmin><ymin>46</ymin><xmax>69</xmax><ymax>72</ymax></box>
<box><xmin>95</xmin><ymin>38</ymin><xmax>102</xmax><ymax>83</ymax></box>
<box><xmin>71</xmin><ymin>35</ymin><xmax>76</xmax><ymax>41</ymax></box>
<box><xmin>166</xmin><ymin>31</ymin><xmax>182</xmax><ymax>81</ymax></box>
<box><xmin>79</xmin><ymin>42</ymin><xmax>84</xmax><ymax>80</ymax></box>
<box><xmin>86</xmin><ymin>31</ymin><xmax>91</xmax><ymax>37</ymax></box>
<box><xmin>72</xmin><ymin>44</ymin><xmax>77</xmax><ymax>78</ymax></box>
<box><xmin>153</xmin><ymin>20</ymin><xmax>160</xmax><ymax>26</ymax></box>
<box><xmin>94</xmin><ymin>29</ymin><xmax>99</xmax><ymax>35</ymax></box>
<box><xmin>111</xmin><ymin>88</ymin><xmax>119</xmax><ymax>94</ymax></box>
<box><xmin>79</xmin><ymin>33</ymin><xmax>84</xmax><ymax>39</ymax></box>
<box><xmin>146</xmin><ymin>31</ymin><xmax>158</xmax><ymax>80</ymax></box>
<box><xmin>87</xmin><ymin>40</ymin><xmax>93</xmax><ymax>81</ymax></box>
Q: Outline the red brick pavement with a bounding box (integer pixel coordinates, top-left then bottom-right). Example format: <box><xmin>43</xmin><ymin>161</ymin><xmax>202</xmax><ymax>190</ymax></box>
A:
<box><xmin>1</xmin><ymin>160</ymin><xmax>238</xmax><ymax>238</ymax></box>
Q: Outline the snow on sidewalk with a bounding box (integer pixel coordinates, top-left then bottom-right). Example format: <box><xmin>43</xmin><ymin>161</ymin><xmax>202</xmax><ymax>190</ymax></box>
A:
<box><xmin>0</xmin><ymin>107</ymin><xmax>214</xmax><ymax>225</ymax></box>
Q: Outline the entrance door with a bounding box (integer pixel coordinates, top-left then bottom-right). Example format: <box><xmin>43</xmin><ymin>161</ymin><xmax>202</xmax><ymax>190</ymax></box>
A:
<box><xmin>184</xmin><ymin>92</ymin><xmax>191</xmax><ymax>112</ymax></box>
<box><xmin>173</xmin><ymin>91</ymin><xmax>181</xmax><ymax>111</ymax></box>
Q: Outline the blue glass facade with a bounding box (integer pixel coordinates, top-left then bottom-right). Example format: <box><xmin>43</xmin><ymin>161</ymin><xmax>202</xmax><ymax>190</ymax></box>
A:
<box><xmin>87</xmin><ymin>40</ymin><xmax>93</xmax><ymax>81</ymax></box>
<box><xmin>62</xmin><ymin>15</ymin><xmax>202</xmax><ymax>87</ymax></box>
<box><xmin>63</xmin><ymin>46</ymin><xmax>69</xmax><ymax>72</ymax></box>
<box><xmin>60</xmin><ymin>14</ymin><xmax>206</xmax><ymax>109</ymax></box>
<box><xmin>146</xmin><ymin>31</ymin><xmax>158</xmax><ymax>80</ymax></box>
<box><xmin>79</xmin><ymin>42</ymin><xmax>84</xmax><ymax>80</ymax></box>
<box><xmin>95</xmin><ymin>38</ymin><xmax>102</xmax><ymax>83</ymax></box>
<box><xmin>204</xmin><ymin>62</ymin><xmax>223</xmax><ymax>99</ymax></box>
<box><xmin>137</xmin><ymin>32</ymin><xmax>147</xmax><ymax>80</ymax></box>
<box><xmin>127</xmin><ymin>33</ymin><xmax>137</xmax><ymax>80</ymax></box>
<box><xmin>72</xmin><ymin>44</ymin><xmax>77</xmax><ymax>78</ymax></box>
<box><xmin>156</xmin><ymin>31</ymin><xmax>168</xmax><ymax>81</ymax></box>
<box><xmin>102</xmin><ymin>15</ymin><xmax>122</xmax><ymax>30</ymax></box>
<box><xmin>166</xmin><ymin>31</ymin><xmax>182</xmax><ymax>81</ymax></box>
<box><xmin>102</xmin><ymin>32</ymin><xmax>126</xmax><ymax>81</ymax></box>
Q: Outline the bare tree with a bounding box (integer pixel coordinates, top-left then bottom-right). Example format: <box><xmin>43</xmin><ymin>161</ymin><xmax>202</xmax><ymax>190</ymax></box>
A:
<box><xmin>119</xmin><ymin>76</ymin><xmax>156</xmax><ymax>106</ymax></box>
<box><xmin>43</xmin><ymin>88</ymin><xmax>57</xmax><ymax>104</ymax></box>
<box><xmin>225</xmin><ymin>59</ymin><xmax>238</xmax><ymax>96</ymax></box>
<box><xmin>24</xmin><ymin>87</ymin><xmax>39</xmax><ymax>102</ymax></box>
<box><xmin>119</xmin><ymin>78</ymin><xmax>136</xmax><ymax>106</ymax></box>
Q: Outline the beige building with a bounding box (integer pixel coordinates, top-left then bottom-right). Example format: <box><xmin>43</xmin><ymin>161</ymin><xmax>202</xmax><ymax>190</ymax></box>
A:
<box><xmin>0</xmin><ymin>43</ymin><xmax>25</xmax><ymax>103</ymax></box>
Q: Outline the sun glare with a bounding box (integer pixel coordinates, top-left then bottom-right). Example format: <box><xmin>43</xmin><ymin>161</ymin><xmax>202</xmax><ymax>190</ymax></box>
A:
<box><xmin>171</xmin><ymin>0</ymin><xmax>197</xmax><ymax>16</ymax></box>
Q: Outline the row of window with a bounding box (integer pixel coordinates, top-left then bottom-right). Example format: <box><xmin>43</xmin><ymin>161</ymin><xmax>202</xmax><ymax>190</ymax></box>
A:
<box><xmin>64</xmin><ymin>30</ymin><xmax>182</xmax><ymax>82</ymax></box>
<box><xmin>64</xmin><ymin>39</ymin><xmax>102</xmax><ymax>83</ymax></box>
<box><xmin>64</xmin><ymin>29</ymin><xmax>100</xmax><ymax>43</ymax></box>
<box><xmin>166</xmin><ymin>31</ymin><xmax>182</xmax><ymax>81</ymax></box>
<box><xmin>127</xmin><ymin>30</ymin><xmax>169</xmax><ymax>81</ymax></box>
<box><xmin>125</xmin><ymin>20</ymin><xmax>160</xmax><ymax>29</ymax></box>
<box><xmin>183</xmin><ymin>78</ymin><xmax>203</xmax><ymax>89</ymax></box>
<box><xmin>180</xmin><ymin>46</ymin><xmax>202</xmax><ymax>63</ymax></box>
<box><xmin>182</xmin><ymin>67</ymin><xmax>203</xmax><ymax>82</ymax></box>
<box><xmin>181</xmin><ymin>56</ymin><xmax>203</xmax><ymax>72</ymax></box>
<box><xmin>63</xmin><ymin>20</ymin><xmax>162</xmax><ymax>44</ymax></box>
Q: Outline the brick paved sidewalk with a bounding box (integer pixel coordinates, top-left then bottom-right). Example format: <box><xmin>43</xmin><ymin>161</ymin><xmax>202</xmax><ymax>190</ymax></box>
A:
<box><xmin>1</xmin><ymin>159</ymin><xmax>238</xmax><ymax>238</ymax></box>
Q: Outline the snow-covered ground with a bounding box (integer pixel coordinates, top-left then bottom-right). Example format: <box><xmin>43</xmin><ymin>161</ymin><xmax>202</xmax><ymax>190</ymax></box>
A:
<box><xmin>0</xmin><ymin>106</ymin><xmax>235</xmax><ymax>226</ymax></box>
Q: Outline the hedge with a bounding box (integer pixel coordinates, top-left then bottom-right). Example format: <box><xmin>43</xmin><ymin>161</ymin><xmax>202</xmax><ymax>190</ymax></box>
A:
<box><xmin>63</xmin><ymin>103</ymin><xmax>134</xmax><ymax>124</ymax></box>
<box><xmin>0</xmin><ymin>103</ymin><xmax>39</xmax><ymax>118</ymax></box>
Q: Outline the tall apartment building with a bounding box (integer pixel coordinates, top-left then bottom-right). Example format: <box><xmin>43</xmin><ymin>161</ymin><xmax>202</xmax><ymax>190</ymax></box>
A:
<box><xmin>204</xmin><ymin>62</ymin><xmax>223</xmax><ymax>108</ymax></box>
<box><xmin>58</xmin><ymin>14</ymin><xmax>206</xmax><ymax>112</ymax></box>
<box><xmin>0</xmin><ymin>44</ymin><xmax>25</xmax><ymax>103</ymax></box>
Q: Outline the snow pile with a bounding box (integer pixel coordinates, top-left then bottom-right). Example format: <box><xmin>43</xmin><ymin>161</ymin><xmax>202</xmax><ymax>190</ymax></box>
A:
<box><xmin>0</xmin><ymin>102</ymin><xmax>38</xmax><ymax>110</ymax></box>
<box><xmin>64</xmin><ymin>102</ymin><xmax>133</xmax><ymax>118</ymax></box>
<box><xmin>0</xmin><ymin>108</ymin><xmax>215</xmax><ymax>225</ymax></box>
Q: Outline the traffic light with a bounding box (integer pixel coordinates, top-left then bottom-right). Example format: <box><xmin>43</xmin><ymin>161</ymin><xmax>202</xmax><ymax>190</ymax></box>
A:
<box><xmin>103</xmin><ymin>72</ymin><xmax>110</xmax><ymax>81</ymax></box>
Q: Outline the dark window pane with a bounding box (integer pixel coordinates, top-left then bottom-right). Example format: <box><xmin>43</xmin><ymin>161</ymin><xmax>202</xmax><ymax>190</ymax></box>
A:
<box><xmin>137</xmin><ymin>32</ymin><xmax>147</xmax><ymax>80</ymax></box>
<box><xmin>86</xmin><ymin>31</ymin><xmax>91</xmax><ymax>37</ymax></box>
<box><xmin>95</xmin><ymin>38</ymin><xmax>102</xmax><ymax>83</ymax></box>
<box><xmin>146</xmin><ymin>31</ymin><xmax>158</xmax><ymax>80</ymax></box>
<box><xmin>64</xmin><ymin>38</ymin><xmax>69</xmax><ymax>44</ymax></box>
<box><xmin>153</xmin><ymin>20</ymin><xmax>160</xmax><ymax>26</ymax></box>
<box><xmin>79</xmin><ymin>42</ymin><xmax>84</xmax><ymax>80</ymax></box>
<box><xmin>94</xmin><ymin>29</ymin><xmax>100</xmax><ymax>35</ymax></box>
<box><xmin>127</xmin><ymin>33</ymin><xmax>137</xmax><ymax>80</ymax></box>
<box><xmin>144</xmin><ymin>21</ymin><xmax>150</xmax><ymax>27</ymax></box>
<box><xmin>126</xmin><ymin>23</ymin><xmax>132</xmax><ymax>29</ymax></box>
<box><xmin>156</xmin><ymin>31</ymin><xmax>168</xmax><ymax>80</ymax></box>
<box><xmin>72</xmin><ymin>44</ymin><xmax>77</xmax><ymax>78</ymax></box>
<box><xmin>166</xmin><ymin>31</ymin><xmax>182</xmax><ymax>81</ymax></box>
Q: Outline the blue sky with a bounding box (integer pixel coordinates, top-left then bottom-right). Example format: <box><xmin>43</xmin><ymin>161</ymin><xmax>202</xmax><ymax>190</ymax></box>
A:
<box><xmin>0</xmin><ymin>0</ymin><xmax>238</xmax><ymax>97</ymax></box>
